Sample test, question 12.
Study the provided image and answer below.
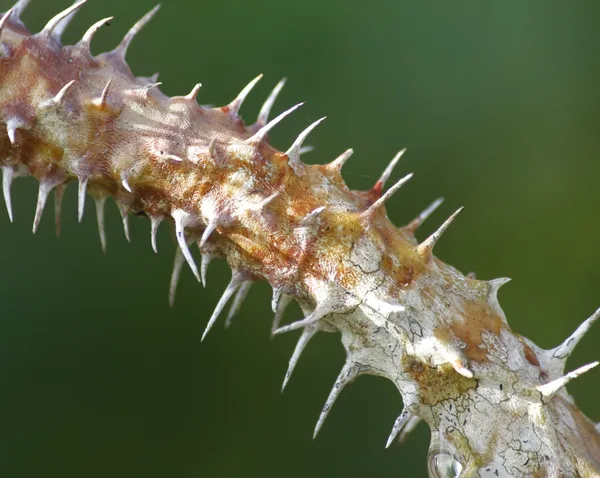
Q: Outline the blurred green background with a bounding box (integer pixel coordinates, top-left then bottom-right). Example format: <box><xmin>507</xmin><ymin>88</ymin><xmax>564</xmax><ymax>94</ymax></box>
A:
<box><xmin>1</xmin><ymin>0</ymin><xmax>600</xmax><ymax>476</ymax></box>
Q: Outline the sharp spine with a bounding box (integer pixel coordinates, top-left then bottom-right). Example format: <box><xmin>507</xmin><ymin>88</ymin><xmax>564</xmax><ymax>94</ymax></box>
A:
<box><xmin>52</xmin><ymin>1</ymin><xmax>82</xmax><ymax>42</ymax></box>
<box><xmin>397</xmin><ymin>416</ymin><xmax>421</xmax><ymax>444</ymax></box>
<box><xmin>77</xmin><ymin>16</ymin><xmax>113</xmax><ymax>52</ymax></box>
<box><xmin>274</xmin><ymin>303</ymin><xmax>333</xmax><ymax>335</ymax></box>
<box><xmin>169</xmin><ymin>248</ymin><xmax>186</xmax><ymax>307</ymax></box>
<box><xmin>245</xmin><ymin>103</ymin><xmax>304</xmax><ymax>145</ymax></box>
<box><xmin>328</xmin><ymin>148</ymin><xmax>354</xmax><ymax>172</ymax></box>
<box><xmin>299</xmin><ymin>145</ymin><xmax>314</xmax><ymax>156</ymax></box>
<box><xmin>256</xmin><ymin>78</ymin><xmax>286</xmax><ymax>128</ymax></box>
<box><xmin>12</xmin><ymin>0</ymin><xmax>29</xmax><ymax>20</ymax></box>
<box><xmin>117</xmin><ymin>203</ymin><xmax>131</xmax><ymax>242</ymax></box>
<box><xmin>0</xmin><ymin>9</ymin><xmax>13</xmax><ymax>37</ymax></box>
<box><xmin>375</xmin><ymin>149</ymin><xmax>406</xmax><ymax>192</ymax></box>
<box><xmin>536</xmin><ymin>361</ymin><xmax>599</xmax><ymax>399</ymax></box>
<box><xmin>200</xmin><ymin>252</ymin><xmax>212</xmax><ymax>288</ymax></box>
<box><xmin>150</xmin><ymin>216</ymin><xmax>162</xmax><ymax>253</ymax></box>
<box><xmin>285</xmin><ymin>117</ymin><xmax>326</xmax><ymax>170</ymax></box>
<box><xmin>417</xmin><ymin>207</ymin><xmax>463</xmax><ymax>260</ymax></box>
<box><xmin>95</xmin><ymin>197</ymin><xmax>107</xmax><ymax>253</ymax></box>
<box><xmin>6</xmin><ymin>116</ymin><xmax>29</xmax><ymax>144</ymax></box>
<box><xmin>115</xmin><ymin>4</ymin><xmax>160</xmax><ymax>60</ymax></box>
<box><xmin>1</xmin><ymin>165</ymin><xmax>14</xmax><ymax>222</ymax></box>
<box><xmin>201</xmin><ymin>272</ymin><xmax>244</xmax><ymax>341</ymax></box>
<box><xmin>77</xmin><ymin>176</ymin><xmax>87</xmax><ymax>222</ymax></box>
<box><xmin>313</xmin><ymin>362</ymin><xmax>358</xmax><ymax>438</ymax></box>
<box><xmin>184</xmin><ymin>83</ymin><xmax>202</xmax><ymax>101</ymax></box>
<box><xmin>41</xmin><ymin>0</ymin><xmax>88</xmax><ymax>38</ymax></box>
<box><xmin>386</xmin><ymin>409</ymin><xmax>415</xmax><ymax>448</ymax></box>
<box><xmin>172</xmin><ymin>209</ymin><xmax>201</xmax><ymax>282</ymax></box>
<box><xmin>282</xmin><ymin>323</ymin><xmax>321</xmax><ymax>391</ymax></box>
<box><xmin>228</xmin><ymin>74</ymin><xmax>263</xmax><ymax>116</ymax></box>
<box><xmin>404</xmin><ymin>197</ymin><xmax>444</xmax><ymax>233</ymax></box>
<box><xmin>33</xmin><ymin>180</ymin><xmax>60</xmax><ymax>233</ymax></box>
<box><xmin>54</xmin><ymin>183</ymin><xmax>66</xmax><ymax>237</ymax></box>
<box><xmin>364</xmin><ymin>173</ymin><xmax>413</xmax><ymax>217</ymax></box>
<box><xmin>225</xmin><ymin>281</ymin><xmax>253</xmax><ymax>327</ymax></box>
<box><xmin>271</xmin><ymin>294</ymin><xmax>292</xmax><ymax>337</ymax></box>
<box><xmin>550</xmin><ymin>307</ymin><xmax>600</xmax><ymax>365</ymax></box>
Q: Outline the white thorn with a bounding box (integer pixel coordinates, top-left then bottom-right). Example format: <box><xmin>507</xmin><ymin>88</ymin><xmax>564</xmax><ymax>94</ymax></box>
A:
<box><xmin>54</xmin><ymin>183</ymin><xmax>66</xmax><ymax>237</ymax></box>
<box><xmin>0</xmin><ymin>8</ymin><xmax>13</xmax><ymax>36</ymax></box>
<box><xmin>271</xmin><ymin>294</ymin><xmax>292</xmax><ymax>337</ymax></box>
<box><xmin>405</xmin><ymin>197</ymin><xmax>444</xmax><ymax>233</ymax></box>
<box><xmin>256</xmin><ymin>77</ymin><xmax>286</xmax><ymax>127</ymax></box>
<box><xmin>169</xmin><ymin>248</ymin><xmax>185</xmax><ymax>307</ymax></box>
<box><xmin>140</xmin><ymin>82</ymin><xmax>162</xmax><ymax>99</ymax></box>
<box><xmin>285</xmin><ymin>117</ymin><xmax>326</xmax><ymax>168</ymax></box>
<box><xmin>12</xmin><ymin>0</ymin><xmax>29</xmax><ymax>20</ymax></box>
<box><xmin>282</xmin><ymin>324</ymin><xmax>320</xmax><ymax>391</ymax></box>
<box><xmin>397</xmin><ymin>415</ymin><xmax>421</xmax><ymax>444</ymax></box>
<box><xmin>328</xmin><ymin>148</ymin><xmax>354</xmax><ymax>172</ymax></box>
<box><xmin>201</xmin><ymin>273</ymin><xmax>243</xmax><ymax>341</ymax></box>
<box><xmin>551</xmin><ymin>307</ymin><xmax>600</xmax><ymax>363</ymax></box>
<box><xmin>52</xmin><ymin>1</ymin><xmax>82</xmax><ymax>42</ymax></box>
<box><xmin>1</xmin><ymin>165</ymin><xmax>14</xmax><ymax>222</ymax></box>
<box><xmin>199</xmin><ymin>218</ymin><xmax>218</xmax><ymax>248</ymax></box>
<box><xmin>314</xmin><ymin>362</ymin><xmax>358</xmax><ymax>438</ymax></box>
<box><xmin>376</xmin><ymin>149</ymin><xmax>406</xmax><ymax>190</ymax></box>
<box><xmin>116</xmin><ymin>4</ymin><xmax>160</xmax><ymax>59</ymax></box>
<box><xmin>225</xmin><ymin>281</ymin><xmax>253</xmax><ymax>327</ymax></box>
<box><xmin>200</xmin><ymin>252</ymin><xmax>212</xmax><ymax>288</ymax></box>
<box><xmin>452</xmin><ymin>359</ymin><xmax>474</xmax><ymax>379</ymax></box>
<box><xmin>121</xmin><ymin>175</ymin><xmax>132</xmax><ymax>193</ymax></box>
<box><xmin>33</xmin><ymin>180</ymin><xmax>59</xmax><ymax>233</ymax></box>
<box><xmin>274</xmin><ymin>303</ymin><xmax>333</xmax><ymax>335</ymax></box>
<box><xmin>116</xmin><ymin>203</ymin><xmax>131</xmax><ymax>242</ymax></box>
<box><xmin>488</xmin><ymin>277</ymin><xmax>511</xmax><ymax>298</ymax></box>
<box><xmin>96</xmin><ymin>78</ymin><xmax>112</xmax><ymax>107</ymax></box>
<box><xmin>208</xmin><ymin>137</ymin><xmax>217</xmax><ymax>157</ymax></box>
<box><xmin>43</xmin><ymin>80</ymin><xmax>76</xmax><ymax>107</ymax></box>
<box><xmin>417</xmin><ymin>207</ymin><xmax>463</xmax><ymax>260</ymax></box>
<box><xmin>386</xmin><ymin>409</ymin><xmax>414</xmax><ymax>449</ymax></box>
<box><xmin>95</xmin><ymin>197</ymin><xmax>107</xmax><ymax>253</ymax></box>
<box><xmin>78</xmin><ymin>16</ymin><xmax>113</xmax><ymax>52</ymax></box>
<box><xmin>364</xmin><ymin>173</ymin><xmax>413</xmax><ymax>217</ymax></box>
<box><xmin>228</xmin><ymin>74</ymin><xmax>263</xmax><ymax>116</ymax></box>
<box><xmin>172</xmin><ymin>209</ymin><xmax>200</xmax><ymax>282</ymax></box>
<box><xmin>299</xmin><ymin>145</ymin><xmax>314</xmax><ymax>156</ymax></box>
<box><xmin>300</xmin><ymin>206</ymin><xmax>326</xmax><ymax>225</ymax></box>
<box><xmin>150</xmin><ymin>216</ymin><xmax>162</xmax><ymax>253</ymax></box>
<box><xmin>536</xmin><ymin>362</ymin><xmax>599</xmax><ymax>399</ymax></box>
<box><xmin>184</xmin><ymin>83</ymin><xmax>202</xmax><ymax>101</ymax></box>
<box><xmin>271</xmin><ymin>287</ymin><xmax>283</xmax><ymax>313</ymax></box>
<box><xmin>77</xmin><ymin>176</ymin><xmax>87</xmax><ymax>222</ymax></box>
<box><xmin>6</xmin><ymin>116</ymin><xmax>29</xmax><ymax>144</ymax></box>
<box><xmin>245</xmin><ymin>103</ymin><xmax>304</xmax><ymax>145</ymax></box>
<box><xmin>42</xmin><ymin>0</ymin><xmax>88</xmax><ymax>38</ymax></box>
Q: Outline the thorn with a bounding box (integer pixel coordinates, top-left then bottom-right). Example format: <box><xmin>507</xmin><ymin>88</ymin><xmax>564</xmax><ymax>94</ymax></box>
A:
<box><xmin>200</xmin><ymin>252</ymin><xmax>211</xmax><ymax>288</ymax></box>
<box><xmin>245</xmin><ymin>102</ymin><xmax>304</xmax><ymax>145</ymax></box>
<box><xmin>1</xmin><ymin>165</ymin><xmax>14</xmax><ymax>222</ymax></box>
<box><xmin>228</xmin><ymin>74</ymin><xmax>263</xmax><ymax>116</ymax></box>
<box><xmin>95</xmin><ymin>197</ymin><xmax>107</xmax><ymax>253</ymax></box>
<box><xmin>115</xmin><ymin>203</ymin><xmax>131</xmax><ymax>242</ymax></box>
<box><xmin>207</xmin><ymin>137</ymin><xmax>217</xmax><ymax>157</ymax></box>
<box><xmin>33</xmin><ymin>180</ymin><xmax>60</xmax><ymax>233</ymax></box>
<box><xmin>172</xmin><ymin>209</ymin><xmax>201</xmax><ymax>282</ymax></box>
<box><xmin>551</xmin><ymin>307</ymin><xmax>600</xmax><ymax>363</ymax></box>
<box><xmin>12</xmin><ymin>0</ymin><xmax>29</xmax><ymax>20</ymax></box>
<box><xmin>41</xmin><ymin>0</ymin><xmax>88</xmax><ymax>39</ymax></box>
<box><xmin>121</xmin><ymin>175</ymin><xmax>132</xmax><ymax>193</ymax></box>
<box><xmin>300</xmin><ymin>206</ymin><xmax>326</xmax><ymax>226</ymax></box>
<box><xmin>0</xmin><ymin>9</ymin><xmax>13</xmax><ymax>37</ymax></box>
<box><xmin>363</xmin><ymin>173</ymin><xmax>413</xmax><ymax>218</ymax></box>
<box><xmin>77</xmin><ymin>16</ymin><xmax>113</xmax><ymax>52</ymax></box>
<box><xmin>169</xmin><ymin>248</ymin><xmax>185</xmax><ymax>307</ymax></box>
<box><xmin>199</xmin><ymin>218</ymin><xmax>218</xmax><ymax>248</ymax></box>
<box><xmin>314</xmin><ymin>362</ymin><xmax>358</xmax><ymax>438</ymax></box>
<box><xmin>6</xmin><ymin>116</ymin><xmax>29</xmax><ymax>144</ymax></box>
<box><xmin>201</xmin><ymin>272</ymin><xmax>244</xmax><ymax>341</ymax></box>
<box><xmin>282</xmin><ymin>323</ymin><xmax>321</xmax><ymax>391</ymax></box>
<box><xmin>52</xmin><ymin>1</ymin><xmax>82</xmax><ymax>42</ymax></box>
<box><xmin>271</xmin><ymin>286</ymin><xmax>283</xmax><ymax>313</ymax></box>
<box><xmin>417</xmin><ymin>207</ymin><xmax>463</xmax><ymax>261</ymax></box>
<box><xmin>386</xmin><ymin>409</ymin><xmax>414</xmax><ymax>449</ymax></box>
<box><xmin>139</xmin><ymin>82</ymin><xmax>162</xmax><ymax>100</ymax></box>
<box><xmin>374</xmin><ymin>149</ymin><xmax>406</xmax><ymax>194</ymax></box>
<box><xmin>46</xmin><ymin>80</ymin><xmax>76</xmax><ymax>107</ymax></box>
<box><xmin>271</xmin><ymin>294</ymin><xmax>292</xmax><ymax>337</ymax></box>
<box><xmin>225</xmin><ymin>281</ymin><xmax>253</xmax><ymax>327</ymax></box>
<box><xmin>299</xmin><ymin>145</ymin><xmax>314</xmax><ymax>156</ymax></box>
<box><xmin>93</xmin><ymin>78</ymin><xmax>113</xmax><ymax>108</ymax></box>
<box><xmin>536</xmin><ymin>362</ymin><xmax>599</xmax><ymax>399</ymax></box>
<box><xmin>77</xmin><ymin>176</ymin><xmax>87</xmax><ymax>222</ymax></box>
<box><xmin>274</xmin><ymin>303</ymin><xmax>333</xmax><ymax>335</ymax></box>
<box><xmin>488</xmin><ymin>277</ymin><xmax>511</xmax><ymax>298</ymax></box>
<box><xmin>397</xmin><ymin>415</ymin><xmax>421</xmax><ymax>444</ymax></box>
<box><xmin>328</xmin><ymin>148</ymin><xmax>354</xmax><ymax>173</ymax></box>
<box><xmin>285</xmin><ymin>117</ymin><xmax>326</xmax><ymax>171</ymax></box>
<box><xmin>54</xmin><ymin>183</ymin><xmax>66</xmax><ymax>237</ymax></box>
<box><xmin>150</xmin><ymin>216</ymin><xmax>162</xmax><ymax>253</ymax></box>
<box><xmin>451</xmin><ymin>359</ymin><xmax>474</xmax><ymax>379</ymax></box>
<box><xmin>256</xmin><ymin>77</ymin><xmax>286</xmax><ymax>128</ymax></box>
<box><xmin>115</xmin><ymin>4</ymin><xmax>160</xmax><ymax>60</ymax></box>
<box><xmin>184</xmin><ymin>83</ymin><xmax>202</xmax><ymax>102</ymax></box>
<box><xmin>404</xmin><ymin>198</ymin><xmax>444</xmax><ymax>234</ymax></box>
